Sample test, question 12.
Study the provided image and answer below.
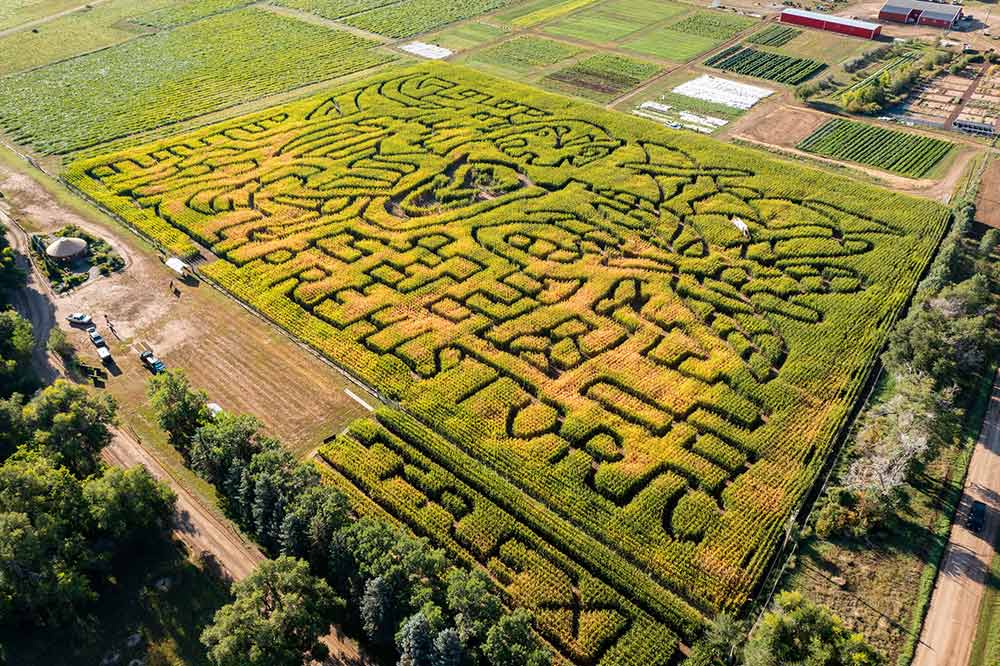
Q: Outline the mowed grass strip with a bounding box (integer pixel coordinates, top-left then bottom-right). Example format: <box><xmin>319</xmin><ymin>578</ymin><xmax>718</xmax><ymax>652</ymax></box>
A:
<box><xmin>0</xmin><ymin>8</ymin><xmax>395</xmax><ymax>154</ymax></box>
<box><xmin>797</xmin><ymin>118</ymin><xmax>954</xmax><ymax>178</ymax></box>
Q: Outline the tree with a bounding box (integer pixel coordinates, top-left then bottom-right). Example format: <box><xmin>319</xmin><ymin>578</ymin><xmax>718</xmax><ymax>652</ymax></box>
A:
<box><xmin>83</xmin><ymin>466</ymin><xmax>176</xmax><ymax>546</ymax></box>
<box><xmin>883</xmin><ymin>275</ymin><xmax>994</xmax><ymax>394</ymax></box>
<box><xmin>482</xmin><ymin>608</ymin><xmax>550</xmax><ymax>666</ymax></box>
<box><xmin>743</xmin><ymin>591</ymin><xmax>882</xmax><ymax>666</ymax></box>
<box><xmin>236</xmin><ymin>446</ymin><xmax>319</xmax><ymax>552</ymax></box>
<box><xmin>844</xmin><ymin>372</ymin><xmax>960</xmax><ymax>501</ymax></box>
<box><xmin>0</xmin><ymin>394</ymin><xmax>25</xmax><ymax>462</ymax></box>
<box><xmin>147</xmin><ymin>369</ymin><xmax>210</xmax><ymax>457</ymax></box>
<box><xmin>22</xmin><ymin>380</ymin><xmax>117</xmax><ymax>477</ymax></box>
<box><xmin>445</xmin><ymin>568</ymin><xmax>502</xmax><ymax>651</ymax></box>
<box><xmin>344</xmin><ymin>518</ymin><xmax>446</xmax><ymax>643</ymax></box>
<box><xmin>280</xmin><ymin>484</ymin><xmax>349</xmax><ymax>574</ymax></box>
<box><xmin>397</xmin><ymin>612</ymin><xmax>436</xmax><ymax>666</ymax></box>
<box><xmin>0</xmin><ymin>449</ymin><xmax>96</xmax><ymax>627</ymax></box>
<box><xmin>0</xmin><ymin>223</ymin><xmax>26</xmax><ymax>302</ymax></box>
<box><xmin>0</xmin><ymin>310</ymin><xmax>34</xmax><ymax>398</ymax></box>
<box><xmin>189</xmin><ymin>412</ymin><xmax>271</xmax><ymax>497</ymax></box>
<box><xmin>433</xmin><ymin>627</ymin><xmax>464</xmax><ymax>666</ymax></box>
<box><xmin>201</xmin><ymin>556</ymin><xmax>342</xmax><ymax>666</ymax></box>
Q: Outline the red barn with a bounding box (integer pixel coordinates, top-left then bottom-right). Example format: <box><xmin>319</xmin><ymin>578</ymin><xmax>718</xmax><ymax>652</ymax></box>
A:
<box><xmin>879</xmin><ymin>0</ymin><xmax>962</xmax><ymax>28</ymax></box>
<box><xmin>780</xmin><ymin>8</ymin><xmax>883</xmax><ymax>39</ymax></box>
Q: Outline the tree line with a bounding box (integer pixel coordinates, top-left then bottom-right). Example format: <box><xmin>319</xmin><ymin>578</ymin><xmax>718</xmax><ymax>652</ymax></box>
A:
<box><xmin>148</xmin><ymin>370</ymin><xmax>552</xmax><ymax>666</ymax></box>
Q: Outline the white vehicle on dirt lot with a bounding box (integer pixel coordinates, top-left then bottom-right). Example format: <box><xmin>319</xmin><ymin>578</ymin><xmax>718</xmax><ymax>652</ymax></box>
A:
<box><xmin>66</xmin><ymin>312</ymin><xmax>92</xmax><ymax>326</ymax></box>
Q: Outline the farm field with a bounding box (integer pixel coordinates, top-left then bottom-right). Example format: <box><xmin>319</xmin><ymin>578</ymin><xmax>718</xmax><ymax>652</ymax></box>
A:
<box><xmin>628</xmin><ymin>73</ymin><xmax>769</xmax><ymax>134</ymax></box>
<box><xmin>68</xmin><ymin>63</ymin><xmax>950</xmax><ymax>666</ymax></box>
<box><xmin>0</xmin><ymin>0</ymin><xmax>179</xmax><ymax>76</ymax></box>
<box><xmin>0</xmin><ymin>7</ymin><xmax>395</xmax><ymax>154</ymax></box>
<box><xmin>705</xmin><ymin>45</ymin><xmax>825</xmax><ymax>85</ymax></box>
<box><xmin>544</xmin><ymin>52</ymin><xmax>660</xmax><ymax>101</ymax></box>
<box><xmin>341</xmin><ymin>0</ymin><xmax>521</xmax><ymax>38</ymax></box>
<box><xmin>798</xmin><ymin>118</ymin><xmax>954</xmax><ymax>178</ymax></box>
<box><xmin>746</xmin><ymin>24</ymin><xmax>800</xmax><ymax>48</ymax></box>
<box><xmin>427</xmin><ymin>21</ymin><xmax>510</xmax><ymax>51</ymax></box>
<box><xmin>0</xmin><ymin>0</ymin><xmax>82</xmax><ymax>30</ymax></box>
<box><xmin>541</xmin><ymin>0</ymin><xmax>687</xmax><ymax>43</ymax></box>
<box><xmin>469</xmin><ymin>35</ymin><xmax>583</xmax><ymax>72</ymax></box>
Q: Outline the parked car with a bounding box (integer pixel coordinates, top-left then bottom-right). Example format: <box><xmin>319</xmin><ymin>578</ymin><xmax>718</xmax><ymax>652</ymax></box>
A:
<box><xmin>967</xmin><ymin>500</ymin><xmax>987</xmax><ymax>533</ymax></box>
<box><xmin>66</xmin><ymin>312</ymin><xmax>92</xmax><ymax>326</ymax></box>
<box><xmin>97</xmin><ymin>346</ymin><xmax>112</xmax><ymax>364</ymax></box>
<box><xmin>87</xmin><ymin>326</ymin><xmax>106</xmax><ymax>347</ymax></box>
<box><xmin>139</xmin><ymin>350</ymin><xmax>166</xmax><ymax>374</ymax></box>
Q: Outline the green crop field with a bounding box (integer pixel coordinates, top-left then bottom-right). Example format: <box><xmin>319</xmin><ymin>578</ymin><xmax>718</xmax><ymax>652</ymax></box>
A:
<box><xmin>746</xmin><ymin>24</ymin><xmax>801</xmax><ymax>47</ymax></box>
<box><xmin>471</xmin><ymin>36</ymin><xmax>583</xmax><ymax>70</ymax></box>
<box><xmin>668</xmin><ymin>10</ymin><xmax>755</xmax><ymax>40</ymax></box>
<box><xmin>0</xmin><ymin>0</ymin><xmax>82</xmax><ymax>30</ymax></box>
<box><xmin>430</xmin><ymin>21</ymin><xmax>510</xmax><ymax>51</ymax></box>
<box><xmin>343</xmin><ymin>0</ymin><xmax>520</xmax><ymax>37</ymax></box>
<box><xmin>509</xmin><ymin>0</ymin><xmax>599</xmax><ymax>27</ymax></box>
<box><xmin>131</xmin><ymin>0</ymin><xmax>254</xmax><ymax>28</ymax></box>
<box><xmin>0</xmin><ymin>8</ymin><xmax>394</xmax><ymax>154</ymax></box>
<box><xmin>624</xmin><ymin>27</ymin><xmax>723</xmax><ymax>62</ymax></box>
<box><xmin>0</xmin><ymin>0</ymin><xmax>185</xmax><ymax>76</ymax></box>
<box><xmin>68</xmin><ymin>63</ymin><xmax>949</xmax><ymax>666</ymax></box>
<box><xmin>546</xmin><ymin>52</ymin><xmax>659</xmax><ymax>100</ymax></box>
<box><xmin>705</xmin><ymin>45</ymin><xmax>825</xmax><ymax>84</ymax></box>
<box><xmin>542</xmin><ymin>0</ymin><xmax>687</xmax><ymax>43</ymax></box>
<box><xmin>797</xmin><ymin>119</ymin><xmax>954</xmax><ymax>178</ymax></box>
<box><xmin>268</xmin><ymin>0</ymin><xmax>397</xmax><ymax>20</ymax></box>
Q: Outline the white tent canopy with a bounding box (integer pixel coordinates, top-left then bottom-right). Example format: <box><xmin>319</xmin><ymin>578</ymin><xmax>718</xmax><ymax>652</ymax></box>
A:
<box><xmin>165</xmin><ymin>257</ymin><xmax>191</xmax><ymax>276</ymax></box>
<box><xmin>46</xmin><ymin>236</ymin><xmax>87</xmax><ymax>259</ymax></box>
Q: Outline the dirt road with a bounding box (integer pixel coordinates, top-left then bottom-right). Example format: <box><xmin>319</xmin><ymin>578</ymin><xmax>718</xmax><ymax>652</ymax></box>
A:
<box><xmin>103</xmin><ymin>428</ymin><xmax>266</xmax><ymax>581</ymax></box>
<box><xmin>913</xmin><ymin>369</ymin><xmax>1000</xmax><ymax>666</ymax></box>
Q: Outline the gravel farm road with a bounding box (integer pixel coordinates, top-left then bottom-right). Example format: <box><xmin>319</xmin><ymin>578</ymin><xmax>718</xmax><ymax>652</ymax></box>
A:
<box><xmin>913</xmin><ymin>369</ymin><xmax>1000</xmax><ymax>666</ymax></box>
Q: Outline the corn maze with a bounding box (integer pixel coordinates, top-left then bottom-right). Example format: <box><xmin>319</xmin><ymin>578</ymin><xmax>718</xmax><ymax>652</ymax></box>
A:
<box><xmin>68</xmin><ymin>64</ymin><xmax>948</xmax><ymax>665</ymax></box>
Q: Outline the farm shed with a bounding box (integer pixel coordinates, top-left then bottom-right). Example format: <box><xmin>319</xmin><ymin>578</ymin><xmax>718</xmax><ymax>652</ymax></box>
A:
<box><xmin>780</xmin><ymin>9</ymin><xmax>883</xmax><ymax>39</ymax></box>
<box><xmin>878</xmin><ymin>0</ymin><xmax>962</xmax><ymax>28</ymax></box>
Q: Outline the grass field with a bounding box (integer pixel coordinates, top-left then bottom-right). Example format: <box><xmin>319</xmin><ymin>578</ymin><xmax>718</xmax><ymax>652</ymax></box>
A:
<box><xmin>798</xmin><ymin>119</ymin><xmax>954</xmax><ymax>178</ymax></box>
<box><xmin>0</xmin><ymin>8</ymin><xmax>395</xmax><ymax>154</ymax></box>
<box><xmin>268</xmin><ymin>0</ymin><xmax>397</xmax><ymax>20</ymax></box>
<box><xmin>970</xmin><ymin>552</ymin><xmax>1000</xmax><ymax>666</ymax></box>
<box><xmin>68</xmin><ymin>62</ymin><xmax>950</xmax><ymax>666</ymax></box>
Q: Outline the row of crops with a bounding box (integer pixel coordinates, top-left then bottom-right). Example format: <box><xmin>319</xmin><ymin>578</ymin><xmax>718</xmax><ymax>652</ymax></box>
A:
<box><xmin>798</xmin><ymin>118</ymin><xmax>954</xmax><ymax>178</ymax></box>
<box><xmin>342</xmin><ymin>0</ymin><xmax>520</xmax><ymax>37</ymax></box>
<box><xmin>0</xmin><ymin>8</ymin><xmax>394</xmax><ymax>154</ymax></box>
<box><xmin>705</xmin><ymin>45</ymin><xmax>825</xmax><ymax>85</ymax></box>
<box><xmin>668</xmin><ymin>11</ymin><xmax>755</xmax><ymax>40</ymax></box>
<box><xmin>746</xmin><ymin>24</ymin><xmax>801</xmax><ymax>47</ymax></box>
<box><xmin>67</xmin><ymin>64</ymin><xmax>950</xmax><ymax>665</ymax></box>
<box><xmin>547</xmin><ymin>53</ymin><xmax>660</xmax><ymax>99</ymax></box>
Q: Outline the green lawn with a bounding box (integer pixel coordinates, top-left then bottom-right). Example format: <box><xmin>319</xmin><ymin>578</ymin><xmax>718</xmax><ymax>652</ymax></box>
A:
<box><xmin>624</xmin><ymin>27</ymin><xmax>721</xmax><ymax>62</ymax></box>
